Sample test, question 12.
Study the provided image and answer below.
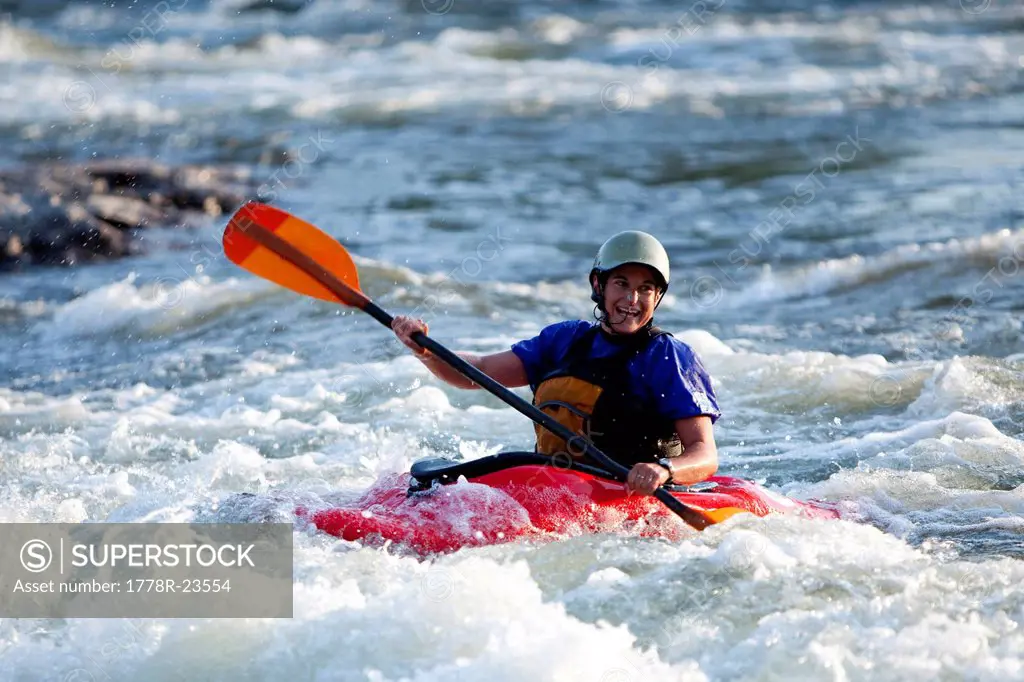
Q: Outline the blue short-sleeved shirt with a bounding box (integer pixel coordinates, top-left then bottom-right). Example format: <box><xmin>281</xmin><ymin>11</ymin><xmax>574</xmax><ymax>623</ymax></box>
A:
<box><xmin>510</xmin><ymin>320</ymin><xmax>721</xmax><ymax>423</ymax></box>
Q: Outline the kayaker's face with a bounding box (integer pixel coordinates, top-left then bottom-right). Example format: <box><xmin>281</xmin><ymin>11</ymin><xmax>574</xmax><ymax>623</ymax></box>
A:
<box><xmin>596</xmin><ymin>264</ymin><xmax>662</xmax><ymax>334</ymax></box>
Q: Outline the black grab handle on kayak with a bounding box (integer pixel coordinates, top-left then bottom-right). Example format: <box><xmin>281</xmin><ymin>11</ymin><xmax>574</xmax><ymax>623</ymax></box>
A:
<box><xmin>407</xmin><ymin>451</ymin><xmax>705</xmax><ymax>496</ymax></box>
<box><xmin>407</xmin><ymin>451</ymin><xmax>617</xmax><ymax>492</ymax></box>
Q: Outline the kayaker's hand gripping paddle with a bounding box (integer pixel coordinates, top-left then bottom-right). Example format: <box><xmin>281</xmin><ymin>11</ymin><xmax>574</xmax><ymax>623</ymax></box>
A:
<box><xmin>222</xmin><ymin>203</ymin><xmax>717</xmax><ymax>531</ymax></box>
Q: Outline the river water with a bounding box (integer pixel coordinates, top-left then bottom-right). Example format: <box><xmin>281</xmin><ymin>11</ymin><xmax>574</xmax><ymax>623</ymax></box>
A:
<box><xmin>1</xmin><ymin>0</ymin><xmax>1022</xmax><ymax>680</ymax></box>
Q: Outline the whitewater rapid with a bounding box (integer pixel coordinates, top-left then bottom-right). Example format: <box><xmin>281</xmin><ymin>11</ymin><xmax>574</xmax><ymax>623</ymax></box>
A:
<box><xmin>2</xmin><ymin>0</ymin><xmax>1023</xmax><ymax>679</ymax></box>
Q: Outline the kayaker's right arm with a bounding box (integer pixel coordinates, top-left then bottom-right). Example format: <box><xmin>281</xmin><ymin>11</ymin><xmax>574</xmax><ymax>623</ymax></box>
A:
<box><xmin>391</xmin><ymin>315</ymin><xmax>529</xmax><ymax>389</ymax></box>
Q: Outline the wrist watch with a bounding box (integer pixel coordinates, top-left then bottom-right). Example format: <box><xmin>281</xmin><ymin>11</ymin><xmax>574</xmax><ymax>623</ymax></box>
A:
<box><xmin>656</xmin><ymin>457</ymin><xmax>674</xmax><ymax>478</ymax></box>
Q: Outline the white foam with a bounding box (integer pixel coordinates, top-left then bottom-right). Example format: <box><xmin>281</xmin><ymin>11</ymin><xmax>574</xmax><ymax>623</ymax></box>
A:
<box><xmin>488</xmin><ymin>279</ymin><xmax>591</xmax><ymax>306</ymax></box>
<box><xmin>0</xmin><ymin>296</ymin><xmax>48</xmax><ymax>319</ymax></box>
<box><xmin>722</xmin><ymin>228</ymin><xmax>1024</xmax><ymax>307</ymax></box>
<box><xmin>185</xmin><ymin>440</ymin><xmax>268</xmax><ymax>491</ymax></box>
<box><xmin>2</xmin><ymin>331</ymin><xmax>1023</xmax><ymax>682</ymax></box>
<box><xmin>434</xmin><ymin>26</ymin><xmax>525</xmax><ymax>55</ymax></box>
<box><xmin>0</xmin><ymin>388</ymin><xmax>91</xmax><ymax>429</ymax></box>
<box><xmin>393</xmin><ymin>385</ymin><xmax>453</xmax><ymax>413</ymax></box>
<box><xmin>43</xmin><ymin>273</ymin><xmax>277</xmax><ymax>338</ymax></box>
<box><xmin>2</xmin><ymin>0</ymin><xmax>1021</xmax><ymax>128</ymax></box>
<box><xmin>699</xmin><ymin>342</ymin><xmax>917</xmax><ymax>422</ymax></box>
<box><xmin>532</xmin><ymin>15</ymin><xmax>589</xmax><ymax>46</ymax></box>
<box><xmin>0</xmin><ymin>23</ymin><xmax>57</xmax><ymax>63</ymax></box>
<box><xmin>779</xmin><ymin>411</ymin><xmax>1016</xmax><ymax>466</ymax></box>
<box><xmin>675</xmin><ymin>329</ymin><xmax>736</xmax><ymax>356</ymax></box>
<box><xmin>907</xmin><ymin>357</ymin><xmax>1024</xmax><ymax>418</ymax></box>
<box><xmin>548</xmin><ymin>511</ymin><xmax>1024</xmax><ymax>680</ymax></box>
<box><xmin>0</xmin><ymin>551</ymin><xmax>701</xmax><ymax>682</ymax></box>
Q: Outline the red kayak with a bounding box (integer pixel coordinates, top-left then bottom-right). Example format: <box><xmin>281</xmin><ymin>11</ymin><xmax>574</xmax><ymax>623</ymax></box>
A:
<box><xmin>299</xmin><ymin>453</ymin><xmax>840</xmax><ymax>555</ymax></box>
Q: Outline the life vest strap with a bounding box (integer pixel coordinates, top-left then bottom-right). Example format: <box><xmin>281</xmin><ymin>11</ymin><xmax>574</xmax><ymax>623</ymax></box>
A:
<box><xmin>535</xmin><ymin>399</ymin><xmax>592</xmax><ymax>421</ymax></box>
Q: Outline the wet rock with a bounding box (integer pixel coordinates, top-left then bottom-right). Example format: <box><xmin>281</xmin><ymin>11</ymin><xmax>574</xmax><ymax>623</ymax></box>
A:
<box><xmin>86</xmin><ymin>194</ymin><xmax>167</xmax><ymax>230</ymax></box>
<box><xmin>0</xmin><ymin>160</ymin><xmax>256</xmax><ymax>270</ymax></box>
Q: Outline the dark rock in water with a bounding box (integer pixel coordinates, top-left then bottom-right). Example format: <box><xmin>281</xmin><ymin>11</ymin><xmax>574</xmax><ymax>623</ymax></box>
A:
<box><xmin>236</xmin><ymin>0</ymin><xmax>314</xmax><ymax>14</ymax></box>
<box><xmin>0</xmin><ymin>160</ymin><xmax>256</xmax><ymax>270</ymax></box>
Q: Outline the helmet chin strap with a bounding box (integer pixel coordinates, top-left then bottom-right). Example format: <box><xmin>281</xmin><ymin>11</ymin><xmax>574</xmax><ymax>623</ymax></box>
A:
<box><xmin>591</xmin><ymin>279</ymin><xmax>613</xmax><ymax>327</ymax></box>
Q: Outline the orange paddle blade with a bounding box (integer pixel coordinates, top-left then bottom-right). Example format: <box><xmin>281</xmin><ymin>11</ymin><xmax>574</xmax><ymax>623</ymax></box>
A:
<box><xmin>223</xmin><ymin>203</ymin><xmax>361</xmax><ymax>305</ymax></box>
<box><xmin>697</xmin><ymin>507</ymin><xmax>748</xmax><ymax>525</ymax></box>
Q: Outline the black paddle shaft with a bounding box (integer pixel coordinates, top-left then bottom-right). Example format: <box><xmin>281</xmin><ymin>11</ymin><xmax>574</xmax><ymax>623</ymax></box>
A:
<box><xmin>364</xmin><ymin>301</ymin><xmax>712</xmax><ymax>531</ymax></box>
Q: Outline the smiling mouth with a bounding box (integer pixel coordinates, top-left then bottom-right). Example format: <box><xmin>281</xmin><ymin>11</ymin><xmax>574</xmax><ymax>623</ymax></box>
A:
<box><xmin>615</xmin><ymin>307</ymin><xmax>641</xmax><ymax>320</ymax></box>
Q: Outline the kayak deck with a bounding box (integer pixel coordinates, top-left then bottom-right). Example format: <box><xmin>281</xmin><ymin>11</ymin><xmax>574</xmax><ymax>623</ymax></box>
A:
<box><xmin>300</xmin><ymin>456</ymin><xmax>839</xmax><ymax>555</ymax></box>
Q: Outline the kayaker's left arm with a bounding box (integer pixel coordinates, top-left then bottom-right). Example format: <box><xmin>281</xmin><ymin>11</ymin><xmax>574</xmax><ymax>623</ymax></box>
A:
<box><xmin>626</xmin><ymin>416</ymin><xmax>718</xmax><ymax>495</ymax></box>
<box><xmin>666</xmin><ymin>416</ymin><xmax>718</xmax><ymax>484</ymax></box>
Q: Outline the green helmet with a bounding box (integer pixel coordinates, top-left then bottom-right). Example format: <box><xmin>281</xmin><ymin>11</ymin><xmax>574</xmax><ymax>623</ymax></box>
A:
<box><xmin>589</xmin><ymin>231</ymin><xmax>670</xmax><ymax>292</ymax></box>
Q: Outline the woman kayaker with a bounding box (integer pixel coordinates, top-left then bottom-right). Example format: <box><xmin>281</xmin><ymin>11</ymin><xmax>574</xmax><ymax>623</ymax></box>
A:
<box><xmin>391</xmin><ymin>231</ymin><xmax>720</xmax><ymax>496</ymax></box>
